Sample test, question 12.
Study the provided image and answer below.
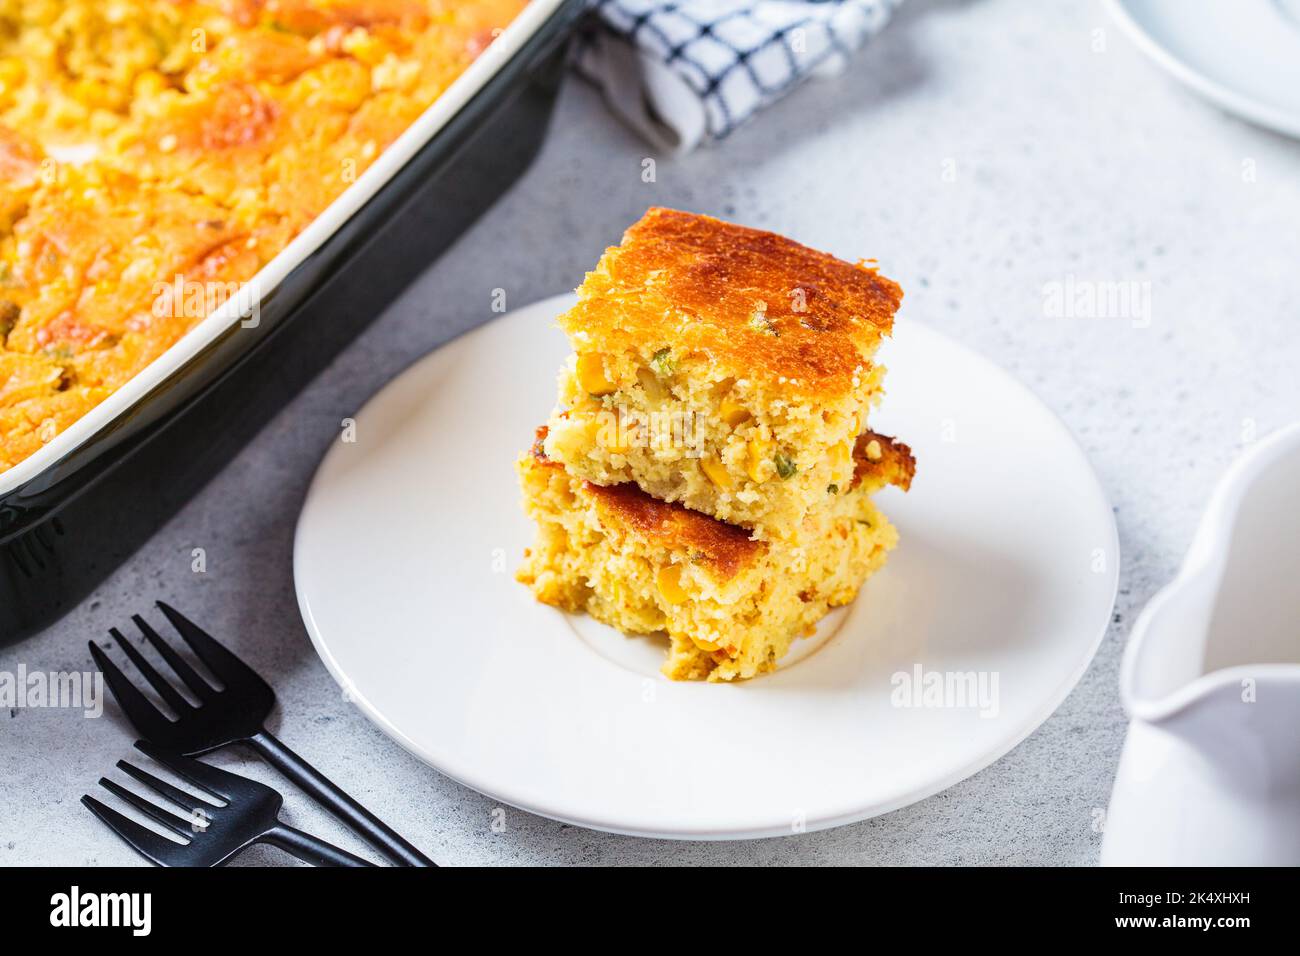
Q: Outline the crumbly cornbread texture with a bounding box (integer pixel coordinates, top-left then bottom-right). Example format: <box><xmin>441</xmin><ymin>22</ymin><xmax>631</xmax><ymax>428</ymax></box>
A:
<box><xmin>542</xmin><ymin>207</ymin><xmax>904</xmax><ymax>539</ymax></box>
<box><xmin>0</xmin><ymin>0</ymin><xmax>526</xmax><ymax>473</ymax></box>
<box><xmin>518</xmin><ymin>427</ymin><xmax>914</xmax><ymax>682</ymax></box>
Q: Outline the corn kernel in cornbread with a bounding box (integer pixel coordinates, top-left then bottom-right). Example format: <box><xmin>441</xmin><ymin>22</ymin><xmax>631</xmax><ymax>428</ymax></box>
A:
<box><xmin>543</xmin><ymin>207</ymin><xmax>904</xmax><ymax>539</ymax></box>
<box><xmin>517</xmin><ymin>426</ymin><xmax>914</xmax><ymax>682</ymax></box>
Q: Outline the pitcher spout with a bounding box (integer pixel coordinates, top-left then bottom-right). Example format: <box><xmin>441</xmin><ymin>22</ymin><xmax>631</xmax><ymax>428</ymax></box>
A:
<box><xmin>1120</xmin><ymin>421</ymin><xmax>1300</xmax><ymax>789</ymax></box>
<box><xmin>1131</xmin><ymin>672</ymin><xmax>1300</xmax><ymax>793</ymax></box>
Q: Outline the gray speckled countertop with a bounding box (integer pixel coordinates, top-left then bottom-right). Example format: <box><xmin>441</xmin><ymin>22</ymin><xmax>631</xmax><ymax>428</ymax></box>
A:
<box><xmin>3</xmin><ymin>0</ymin><xmax>1298</xmax><ymax>866</ymax></box>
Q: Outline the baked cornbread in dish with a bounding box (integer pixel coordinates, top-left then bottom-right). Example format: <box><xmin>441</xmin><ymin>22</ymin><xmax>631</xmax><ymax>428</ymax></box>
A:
<box><xmin>518</xmin><ymin>426</ymin><xmax>914</xmax><ymax>682</ymax></box>
<box><xmin>542</xmin><ymin>207</ymin><xmax>903</xmax><ymax>540</ymax></box>
<box><xmin>0</xmin><ymin>0</ymin><xmax>528</xmax><ymax>473</ymax></box>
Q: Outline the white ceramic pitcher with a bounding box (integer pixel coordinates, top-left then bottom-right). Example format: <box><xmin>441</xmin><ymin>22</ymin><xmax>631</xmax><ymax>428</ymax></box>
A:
<box><xmin>1102</xmin><ymin>422</ymin><xmax>1300</xmax><ymax>866</ymax></box>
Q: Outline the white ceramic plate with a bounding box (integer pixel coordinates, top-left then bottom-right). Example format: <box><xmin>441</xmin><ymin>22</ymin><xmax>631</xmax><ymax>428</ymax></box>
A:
<box><xmin>1108</xmin><ymin>0</ymin><xmax>1300</xmax><ymax>138</ymax></box>
<box><xmin>294</xmin><ymin>294</ymin><xmax>1118</xmax><ymax>839</ymax></box>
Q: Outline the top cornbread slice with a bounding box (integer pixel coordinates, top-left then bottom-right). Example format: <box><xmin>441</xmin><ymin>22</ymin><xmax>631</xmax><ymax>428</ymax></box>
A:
<box><xmin>545</xmin><ymin>208</ymin><xmax>904</xmax><ymax>537</ymax></box>
<box><xmin>559</xmin><ymin>207</ymin><xmax>902</xmax><ymax>402</ymax></box>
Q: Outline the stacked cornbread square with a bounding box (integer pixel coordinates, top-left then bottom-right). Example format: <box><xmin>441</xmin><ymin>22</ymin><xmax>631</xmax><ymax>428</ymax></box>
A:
<box><xmin>518</xmin><ymin>208</ymin><xmax>914</xmax><ymax>681</ymax></box>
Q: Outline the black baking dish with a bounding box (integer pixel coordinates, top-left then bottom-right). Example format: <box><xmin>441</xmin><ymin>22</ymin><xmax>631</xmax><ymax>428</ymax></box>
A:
<box><xmin>0</xmin><ymin>0</ymin><xmax>584</xmax><ymax>644</ymax></box>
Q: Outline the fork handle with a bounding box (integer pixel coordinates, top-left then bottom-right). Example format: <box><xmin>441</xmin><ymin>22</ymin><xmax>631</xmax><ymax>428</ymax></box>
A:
<box><xmin>248</xmin><ymin>730</ymin><xmax>436</xmax><ymax>867</ymax></box>
<box><xmin>263</xmin><ymin>825</ymin><xmax>377</xmax><ymax>867</ymax></box>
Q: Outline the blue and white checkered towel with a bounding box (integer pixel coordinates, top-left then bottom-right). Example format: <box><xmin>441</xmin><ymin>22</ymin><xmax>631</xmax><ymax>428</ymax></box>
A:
<box><xmin>576</xmin><ymin>0</ymin><xmax>903</xmax><ymax>152</ymax></box>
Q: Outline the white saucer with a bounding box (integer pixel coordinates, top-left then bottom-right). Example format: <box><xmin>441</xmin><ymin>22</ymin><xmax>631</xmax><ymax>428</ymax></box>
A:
<box><xmin>293</xmin><ymin>294</ymin><xmax>1118</xmax><ymax>839</ymax></box>
<box><xmin>1109</xmin><ymin>0</ymin><xmax>1300</xmax><ymax>138</ymax></box>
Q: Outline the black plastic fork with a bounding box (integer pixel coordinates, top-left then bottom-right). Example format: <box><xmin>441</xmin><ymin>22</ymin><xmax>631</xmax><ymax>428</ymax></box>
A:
<box><xmin>83</xmin><ymin>741</ymin><xmax>375</xmax><ymax>866</ymax></box>
<box><xmin>89</xmin><ymin>602</ymin><xmax>434</xmax><ymax>867</ymax></box>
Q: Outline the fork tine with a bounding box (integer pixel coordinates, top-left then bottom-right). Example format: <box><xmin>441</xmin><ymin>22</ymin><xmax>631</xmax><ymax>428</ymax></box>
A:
<box><xmin>156</xmin><ymin>601</ymin><xmax>254</xmax><ymax>687</ymax></box>
<box><xmin>89</xmin><ymin>640</ymin><xmax>171</xmax><ymax>738</ymax></box>
<box><xmin>108</xmin><ymin>627</ymin><xmax>193</xmax><ymax>715</ymax></box>
<box><xmin>82</xmin><ymin>794</ymin><xmax>184</xmax><ymax>867</ymax></box>
<box><xmin>133</xmin><ymin>741</ymin><xmax>234</xmax><ymax>802</ymax></box>
<box><xmin>98</xmin><ymin>778</ymin><xmax>195</xmax><ymax>837</ymax></box>
<box><xmin>117</xmin><ymin>759</ymin><xmax>216</xmax><ymax>811</ymax></box>
<box><xmin>133</xmin><ymin>614</ymin><xmax>217</xmax><ymax>700</ymax></box>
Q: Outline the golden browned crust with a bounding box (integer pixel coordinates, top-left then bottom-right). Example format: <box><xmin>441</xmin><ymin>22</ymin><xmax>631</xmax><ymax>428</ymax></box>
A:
<box><xmin>851</xmin><ymin>430</ymin><xmax>916</xmax><ymax>492</ymax></box>
<box><xmin>585</xmin><ymin>482</ymin><xmax>766</xmax><ymax>582</ymax></box>
<box><xmin>528</xmin><ymin>426</ymin><xmax>765</xmax><ymax>580</ymax></box>
<box><xmin>562</xmin><ymin>207</ymin><xmax>903</xmax><ymax>399</ymax></box>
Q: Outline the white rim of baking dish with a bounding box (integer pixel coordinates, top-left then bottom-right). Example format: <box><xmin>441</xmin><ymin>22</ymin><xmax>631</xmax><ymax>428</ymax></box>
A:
<box><xmin>0</xmin><ymin>0</ymin><xmax>568</xmax><ymax>499</ymax></box>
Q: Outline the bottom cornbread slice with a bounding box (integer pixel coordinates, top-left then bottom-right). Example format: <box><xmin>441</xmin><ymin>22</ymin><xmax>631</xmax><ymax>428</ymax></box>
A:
<box><xmin>517</xmin><ymin>427</ymin><xmax>912</xmax><ymax>681</ymax></box>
